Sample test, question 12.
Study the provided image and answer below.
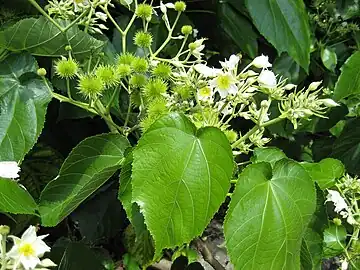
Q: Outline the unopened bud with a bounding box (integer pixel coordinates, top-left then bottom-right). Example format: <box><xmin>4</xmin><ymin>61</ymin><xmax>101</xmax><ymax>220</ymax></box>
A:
<box><xmin>37</xmin><ymin>68</ymin><xmax>47</xmax><ymax>77</ymax></box>
<box><xmin>0</xmin><ymin>225</ymin><xmax>10</xmax><ymax>235</ymax></box>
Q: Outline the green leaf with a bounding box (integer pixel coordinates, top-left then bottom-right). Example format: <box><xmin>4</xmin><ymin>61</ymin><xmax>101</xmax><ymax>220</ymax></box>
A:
<box><xmin>118</xmin><ymin>150</ymin><xmax>133</xmax><ymax>220</ymax></box>
<box><xmin>39</xmin><ymin>133</ymin><xmax>130</xmax><ymax>227</ymax></box>
<box><xmin>301</xmin><ymin>186</ymin><xmax>327</xmax><ymax>270</ymax></box>
<box><xmin>323</xmin><ymin>224</ymin><xmax>347</xmax><ymax>258</ymax></box>
<box><xmin>334</xmin><ymin>51</ymin><xmax>360</xmax><ymax>101</ymax></box>
<box><xmin>321</xmin><ymin>47</ymin><xmax>337</xmax><ymax>72</ymax></box>
<box><xmin>245</xmin><ymin>0</ymin><xmax>311</xmax><ymax>70</ymax></box>
<box><xmin>301</xmin><ymin>158</ymin><xmax>344</xmax><ymax>190</ymax></box>
<box><xmin>132</xmin><ymin>113</ymin><xmax>233</xmax><ymax>257</ymax></box>
<box><xmin>273</xmin><ymin>53</ymin><xmax>306</xmax><ymax>84</ymax></box>
<box><xmin>224</xmin><ymin>159</ymin><xmax>316</xmax><ymax>269</ymax></box>
<box><xmin>0</xmin><ymin>53</ymin><xmax>52</xmax><ymax>162</ymax></box>
<box><xmin>251</xmin><ymin>147</ymin><xmax>286</xmax><ymax>166</ymax></box>
<box><xmin>331</xmin><ymin>118</ymin><xmax>360</xmax><ymax>175</ymax></box>
<box><xmin>0</xmin><ymin>178</ymin><xmax>37</xmax><ymax>215</ymax></box>
<box><xmin>0</xmin><ymin>16</ymin><xmax>104</xmax><ymax>58</ymax></box>
<box><xmin>218</xmin><ymin>2</ymin><xmax>258</xmax><ymax>58</ymax></box>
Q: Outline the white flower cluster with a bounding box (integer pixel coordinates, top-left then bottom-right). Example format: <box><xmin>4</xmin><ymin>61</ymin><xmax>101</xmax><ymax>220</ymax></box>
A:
<box><xmin>0</xmin><ymin>225</ymin><xmax>56</xmax><ymax>270</ymax></box>
<box><xmin>326</xmin><ymin>189</ymin><xmax>358</xmax><ymax>226</ymax></box>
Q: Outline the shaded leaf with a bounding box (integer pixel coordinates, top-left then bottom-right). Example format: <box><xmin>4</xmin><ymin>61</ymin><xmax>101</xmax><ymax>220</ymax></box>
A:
<box><xmin>132</xmin><ymin>113</ymin><xmax>233</xmax><ymax>257</ymax></box>
<box><xmin>245</xmin><ymin>0</ymin><xmax>311</xmax><ymax>70</ymax></box>
<box><xmin>224</xmin><ymin>159</ymin><xmax>316</xmax><ymax>269</ymax></box>
<box><xmin>218</xmin><ymin>2</ymin><xmax>258</xmax><ymax>58</ymax></box>
<box><xmin>273</xmin><ymin>53</ymin><xmax>306</xmax><ymax>84</ymax></box>
<box><xmin>323</xmin><ymin>224</ymin><xmax>347</xmax><ymax>258</ymax></box>
<box><xmin>321</xmin><ymin>47</ymin><xmax>337</xmax><ymax>72</ymax></box>
<box><xmin>251</xmin><ymin>147</ymin><xmax>286</xmax><ymax>166</ymax></box>
<box><xmin>39</xmin><ymin>133</ymin><xmax>130</xmax><ymax>226</ymax></box>
<box><xmin>334</xmin><ymin>51</ymin><xmax>360</xmax><ymax>101</ymax></box>
<box><xmin>0</xmin><ymin>16</ymin><xmax>104</xmax><ymax>58</ymax></box>
<box><xmin>0</xmin><ymin>53</ymin><xmax>52</xmax><ymax>162</ymax></box>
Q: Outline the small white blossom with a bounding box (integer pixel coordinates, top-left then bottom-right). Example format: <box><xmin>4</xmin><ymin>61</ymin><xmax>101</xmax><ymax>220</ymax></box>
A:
<box><xmin>210</xmin><ymin>72</ymin><xmax>238</xmax><ymax>98</ymax></box>
<box><xmin>326</xmin><ymin>190</ymin><xmax>348</xmax><ymax>213</ymax></box>
<box><xmin>191</xmin><ymin>39</ymin><xmax>206</xmax><ymax>59</ymax></box>
<box><xmin>193</xmin><ymin>28</ymin><xmax>199</xmax><ymax>38</ymax></box>
<box><xmin>220</xmin><ymin>55</ymin><xmax>240</xmax><ymax>71</ymax></box>
<box><xmin>160</xmin><ymin>1</ymin><xmax>175</xmax><ymax>13</ymax></box>
<box><xmin>258</xmin><ymin>69</ymin><xmax>277</xmax><ymax>89</ymax></box>
<box><xmin>197</xmin><ymin>86</ymin><xmax>213</xmax><ymax>102</ymax></box>
<box><xmin>95</xmin><ymin>12</ymin><xmax>107</xmax><ymax>21</ymax></box>
<box><xmin>7</xmin><ymin>226</ymin><xmax>52</xmax><ymax>270</ymax></box>
<box><xmin>341</xmin><ymin>260</ymin><xmax>349</xmax><ymax>270</ymax></box>
<box><xmin>251</xmin><ymin>54</ymin><xmax>272</xmax><ymax>69</ymax></box>
<box><xmin>0</xmin><ymin>161</ymin><xmax>20</xmax><ymax>179</ymax></box>
<box><xmin>194</xmin><ymin>64</ymin><xmax>221</xmax><ymax>77</ymax></box>
<box><xmin>308</xmin><ymin>81</ymin><xmax>322</xmax><ymax>91</ymax></box>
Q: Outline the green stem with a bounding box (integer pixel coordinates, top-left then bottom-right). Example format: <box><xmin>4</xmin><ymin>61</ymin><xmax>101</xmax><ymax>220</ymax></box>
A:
<box><xmin>27</xmin><ymin>0</ymin><xmax>63</xmax><ymax>31</ymax></box>
<box><xmin>124</xmin><ymin>91</ymin><xmax>132</xmax><ymax>129</ymax></box>
<box><xmin>84</xmin><ymin>6</ymin><xmax>94</xmax><ymax>33</ymax></box>
<box><xmin>63</xmin><ymin>10</ymin><xmax>88</xmax><ymax>32</ymax></box>
<box><xmin>101</xmin><ymin>6</ymin><xmax>124</xmax><ymax>35</ymax></box>
<box><xmin>122</xmin><ymin>13</ymin><xmax>137</xmax><ymax>53</ymax></box>
<box><xmin>152</xmin><ymin>12</ymin><xmax>181</xmax><ymax>57</ymax></box>
<box><xmin>231</xmin><ymin>117</ymin><xmax>284</xmax><ymax>148</ymax></box>
<box><xmin>0</xmin><ymin>235</ymin><xmax>7</xmax><ymax>270</ymax></box>
<box><xmin>175</xmin><ymin>35</ymin><xmax>189</xmax><ymax>59</ymax></box>
<box><xmin>105</xmin><ymin>86</ymin><xmax>120</xmax><ymax>114</ymax></box>
<box><xmin>66</xmin><ymin>78</ymin><xmax>72</xmax><ymax>100</ymax></box>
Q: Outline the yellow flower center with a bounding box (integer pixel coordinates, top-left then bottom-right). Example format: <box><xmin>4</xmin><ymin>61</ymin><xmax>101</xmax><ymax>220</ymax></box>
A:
<box><xmin>199</xmin><ymin>87</ymin><xmax>211</xmax><ymax>97</ymax></box>
<box><xmin>19</xmin><ymin>243</ymin><xmax>35</xmax><ymax>257</ymax></box>
<box><xmin>216</xmin><ymin>74</ymin><xmax>231</xmax><ymax>90</ymax></box>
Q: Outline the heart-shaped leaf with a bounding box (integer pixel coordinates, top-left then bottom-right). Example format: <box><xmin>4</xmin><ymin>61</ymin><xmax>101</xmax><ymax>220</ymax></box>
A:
<box><xmin>39</xmin><ymin>133</ymin><xmax>130</xmax><ymax>226</ymax></box>
<box><xmin>224</xmin><ymin>159</ymin><xmax>316</xmax><ymax>269</ymax></box>
<box><xmin>0</xmin><ymin>53</ymin><xmax>52</xmax><ymax>162</ymax></box>
<box><xmin>132</xmin><ymin>113</ymin><xmax>233</xmax><ymax>257</ymax></box>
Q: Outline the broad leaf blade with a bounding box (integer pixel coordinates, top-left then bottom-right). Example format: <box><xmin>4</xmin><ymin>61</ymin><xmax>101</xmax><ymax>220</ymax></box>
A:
<box><xmin>0</xmin><ymin>16</ymin><xmax>104</xmax><ymax>58</ymax></box>
<box><xmin>302</xmin><ymin>158</ymin><xmax>344</xmax><ymax>190</ymax></box>
<box><xmin>39</xmin><ymin>134</ymin><xmax>130</xmax><ymax>226</ymax></box>
<box><xmin>334</xmin><ymin>51</ymin><xmax>360</xmax><ymax>101</ymax></box>
<box><xmin>132</xmin><ymin>113</ymin><xmax>233</xmax><ymax>257</ymax></box>
<box><xmin>252</xmin><ymin>147</ymin><xmax>286</xmax><ymax>166</ymax></box>
<box><xmin>0</xmin><ymin>53</ymin><xmax>52</xmax><ymax>162</ymax></box>
<box><xmin>245</xmin><ymin>0</ymin><xmax>311</xmax><ymax>70</ymax></box>
<box><xmin>0</xmin><ymin>178</ymin><xmax>37</xmax><ymax>215</ymax></box>
<box><xmin>224</xmin><ymin>159</ymin><xmax>316</xmax><ymax>269</ymax></box>
<box><xmin>323</xmin><ymin>224</ymin><xmax>347</xmax><ymax>258</ymax></box>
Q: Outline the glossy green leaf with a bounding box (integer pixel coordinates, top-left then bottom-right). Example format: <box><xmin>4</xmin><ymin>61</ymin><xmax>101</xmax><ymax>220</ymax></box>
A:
<box><xmin>0</xmin><ymin>53</ymin><xmax>52</xmax><ymax>162</ymax></box>
<box><xmin>331</xmin><ymin>118</ymin><xmax>360</xmax><ymax>175</ymax></box>
<box><xmin>118</xmin><ymin>150</ymin><xmax>133</xmax><ymax>220</ymax></box>
<box><xmin>323</xmin><ymin>224</ymin><xmax>347</xmax><ymax>258</ymax></box>
<box><xmin>218</xmin><ymin>2</ymin><xmax>258</xmax><ymax>58</ymax></box>
<box><xmin>334</xmin><ymin>51</ymin><xmax>360</xmax><ymax>101</ymax></box>
<box><xmin>39</xmin><ymin>133</ymin><xmax>130</xmax><ymax>226</ymax></box>
<box><xmin>0</xmin><ymin>16</ymin><xmax>104</xmax><ymax>58</ymax></box>
<box><xmin>321</xmin><ymin>47</ymin><xmax>337</xmax><ymax>72</ymax></box>
<box><xmin>224</xmin><ymin>159</ymin><xmax>316</xmax><ymax>269</ymax></box>
<box><xmin>302</xmin><ymin>158</ymin><xmax>344</xmax><ymax>190</ymax></box>
<box><xmin>132</xmin><ymin>113</ymin><xmax>233</xmax><ymax>257</ymax></box>
<box><xmin>0</xmin><ymin>178</ymin><xmax>37</xmax><ymax>215</ymax></box>
<box><xmin>245</xmin><ymin>0</ymin><xmax>311</xmax><ymax>70</ymax></box>
<box><xmin>251</xmin><ymin>147</ymin><xmax>286</xmax><ymax>166</ymax></box>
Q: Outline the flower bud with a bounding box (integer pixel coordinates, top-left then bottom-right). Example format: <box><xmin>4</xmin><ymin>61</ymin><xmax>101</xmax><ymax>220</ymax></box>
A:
<box><xmin>174</xmin><ymin>1</ymin><xmax>186</xmax><ymax>11</ymax></box>
<box><xmin>181</xmin><ymin>25</ymin><xmax>193</xmax><ymax>35</ymax></box>
<box><xmin>321</xmin><ymin>98</ymin><xmax>340</xmax><ymax>107</ymax></box>
<box><xmin>65</xmin><ymin>45</ymin><xmax>72</xmax><ymax>51</ymax></box>
<box><xmin>308</xmin><ymin>81</ymin><xmax>322</xmax><ymax>91</ymax></box>
<box><xmin>136</xmin><ymin>3</ymin><xmax>153</xmax><ymax>20</ymax></box>
<box><xmin>131</xmin><ymin>57</ymin><xmax>149</xmax><ymax>73</ymax></box>
<box><xmin>333</xmin><ymin>218</ymin><xmax>342</xmax><ymax>226</ymax></box>
<box><xmin>134</xmin><ymin>31</ymin><xmax>153</xmax><ymax>48</ymax></box>
<box><xmin>251</xmin><ymin>54</ymin><xmax>272</xmax><ymax>68</ymax></box>
<box><xmin>0</xmin><ymin>225</ymin><xmax>10</xmax><ymax>235</ymax></box>
<box><xmin>78</xmin><ymin>75</ymin><xmax>105</xmax><ymax>98</ymax></box>
<box><xmin>284</xmin><ymin>83</ymin><xmax>297</xmax><ymax>90</ymax></box>
<box><xmin>37</xmin><ymin>68</ymin><xmax>47</xmax><ymax>77</ymax></box>
<box><xmin>152</xmin><ymin>63</ymin><xmax>172</xmax><ymax>79</ymax></box>
<box><xmin>258</xmin><ymin>69</ymin><xmax>277</xmax><ymax>89</ymax></box>
<box><xmin>55</xmin><ymin>58</ymin><xmax>78</xmax><ymax>79</ymax></box>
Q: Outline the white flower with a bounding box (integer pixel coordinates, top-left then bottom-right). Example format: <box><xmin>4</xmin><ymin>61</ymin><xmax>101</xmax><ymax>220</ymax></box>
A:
<box><xmin>160</xmin><ymin>1</ymin><xmax>175</xmax><ymax>13</ymax></box>
<box><xmin>7</xmin><ymin>226</ymin><xmax>51</xmax><ymax>270</ymax></box>
<box><xmin>220</xmin><ymin>55</ymin><xmax>240</xmax><ymax>70</ymax></box>
<box><xmin>308</xmin><ymin>81</ymin><xmax>322</xmax><ymax>91</ymax></box>
<box><xmin>320</xmin><ymin>98</ymin><xmax>340</xmax><ymax>107</ymax></box>
<box><xmin>251</xmin><ymin>54</ymin><xmax>272</xmax><ymax>69</ymax></box>
<box><xmin>194</xmin><ymin>64</ymin><xmax>221</xmax><ymax>77</ymax></box>
<box><xmin>217</xmin><ymin>101</ymin><xmax>232</xmax><ymax>115</ymax></box>
<box><xmin>95</xmin><ymin>12</ymin><xmax>107</xmax><ymax>21</ymax></box>
<box><xmin>210</xmin><ymin>73</ymin><xmax>238</xmax><ymax>98</ymax></box>
<box><xmin>190</xmin><ymin>39</ymin><xmax>206</xmax><ymax>59</ymax></box>
<box><xmin>197</xmin><ymin>86</ymin><xmax>213</xmax><ymax>102</ymax></box>
<box><xmin>341</xmin><ymin>260</ymin><xmax>349</xmax><ymax>270</ymax></box>
<box><xmin>326</xmin><ymin>190</ymin><xmax>348</xmax><ymax>213</ymax></box>
<box><xmin>258</xmin><ymin>69</ymin><xmax>277</xmax><ymax>89</ymax></box>
<box><xmin>0</xmin><ymin>161</ymin><xmax>20</xmax><ymax>179</ymax></box>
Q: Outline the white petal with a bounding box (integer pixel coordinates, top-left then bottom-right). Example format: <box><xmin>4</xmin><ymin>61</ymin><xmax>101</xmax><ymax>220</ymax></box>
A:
<box><xmin>38</xmin><ymin>258</ymin><xmax>57</xmax><ymax>267</ymax></box>
<box><xmin>258</xmin><ymin>69</ymin><xmax>277</xmax><ymax>89</ymax></box>
<box><xmin>251</xmin><ymin>54</ymin><xmax>272</xmax><ymax>68</ymax></box>
<box><xmin>21</xmin><ymin>226</ymin><xmax>37</xmax><ymax>243</ymax></box>
<box><xmin>321</xmin><ymin>98</ymin><xmax>339</xmax><ymax>107</ymax></box>
<box><xmin>20</xmin><ymin>255</ymin><xmax>40</xmax><ymax>270</ymax></box>
<box><xmin>165</xmin><ymin>3</ymin><xmax>175</xmax><ymax>8</ymax></box>
<box><xmin>217</xmin><ymin>88</ymin><xmax>228</xmax><ymax>99</ymax></box>
<box><xmin>194</xmin><ymin>64</ymin><xmax>221</xmax><ymax>77</ymax></box>
<box><xmin>228</xmin><ymin>84</ymin><xmax>238</xmax><ymax>95</ymax></box>
<box><xmin>160</xmin><ymin>1</ymin><xmax>167</xmax><ymax>13</ymax></box>
<box><xmin>0</xmin><ymin>161</ymin><xmax>20</xmax><ymax>179</ymax></box>
<box><xmin>284</xmin><ymin>83</ymin><xmax>297</xmax><ymax>90</ymax></box>
<box><xmin>33</xmin><ymin>239</ymin><xmax>51</xmax><ymax>257</ymax></box>
<box><xmin>308</xmin><ymin>81</ymin><xmax>322</xmax><ymax>91</ymax></box>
